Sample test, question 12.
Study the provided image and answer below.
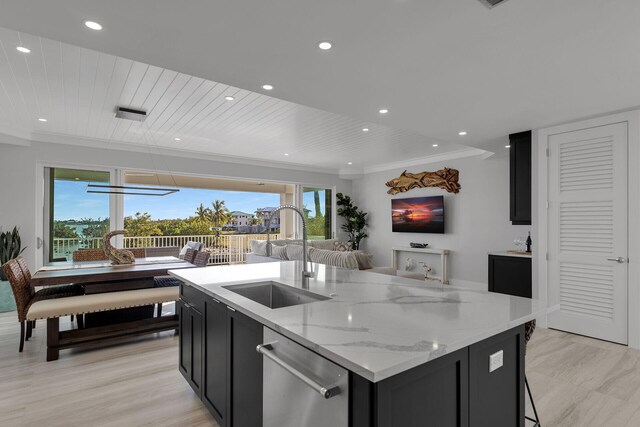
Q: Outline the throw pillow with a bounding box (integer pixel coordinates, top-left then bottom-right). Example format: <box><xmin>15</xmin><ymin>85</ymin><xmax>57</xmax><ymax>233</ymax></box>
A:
<box><xmin>333</xmin><ymin>241</ymin><xmax>352</xmax><ymax>252</ymax></box>
<box><xmin>285</xmin><ymin>244</ymin><xmax>305</xmax><ymax>261</ymax></box>
<box><xmin>179</xmin><ymin>241</ymin><xmax>204</xmax><ymax>259</ymax></box>
<box><xmin>308</xmin><ymin>247</ymin><xmax>358</xmax><ymax>270</ymax></box>
<box><xmin>270</xmin><ymin>245</ymin><xmax>288</xmax><ymax>260</ymax></box>
<box><xmin>308</xmin><ymin>239</ymin><xmax>337</xmax><ymax>251</ymax></box>
<box><xmin>352</xmin><ymin>250</ymin><xmax>374</xmax><ymax>270</ymax></box>
<box><xmin>249</xmin><ymin>240</ymin><xmax>268</xmax><ymax>256</ymax></box>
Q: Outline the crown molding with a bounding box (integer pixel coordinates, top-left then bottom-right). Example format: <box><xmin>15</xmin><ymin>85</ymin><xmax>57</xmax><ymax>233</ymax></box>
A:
<box><xmin>28</xmin><ymin>131</ymin><xmax>341</xmax><ymax>176</ymax></box>
<box><xmin>0</xmin><ymin>130</ymin><xmax>31</xmax><ymax>146</ymax></box>
<box><xmin>361</xmin><ymin>147</ymin><xmax>493</xmax><ymax>174</ymax></box>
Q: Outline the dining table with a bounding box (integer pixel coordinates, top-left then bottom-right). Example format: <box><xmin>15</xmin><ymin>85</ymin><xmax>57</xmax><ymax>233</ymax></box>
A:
<box><xmin>31</xmin><ymin>256</ymin><xmax>195</xmax><ymax>327</ymax></box>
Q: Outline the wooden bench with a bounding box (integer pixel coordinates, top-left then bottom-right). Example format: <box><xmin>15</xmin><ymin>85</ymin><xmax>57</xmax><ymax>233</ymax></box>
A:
<box><xmin>26</xmin><ymin>287</ymin><xmax>180</xmax><ymax>361</ymax></box>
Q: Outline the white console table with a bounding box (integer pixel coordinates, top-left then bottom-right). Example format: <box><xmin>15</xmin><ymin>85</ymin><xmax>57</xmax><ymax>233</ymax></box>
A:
<box><xmin>392</xmin><ymin>246</ymin><xmax>450</xmax><ymax>284</ymax></box>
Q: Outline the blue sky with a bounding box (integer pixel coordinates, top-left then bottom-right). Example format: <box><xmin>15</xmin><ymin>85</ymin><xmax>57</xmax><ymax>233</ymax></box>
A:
<box><xmin>54</xmin><ymin>180</ymin><xmax>280</xmax><ymax>220</ymax></box>
<box><xmin>54</xmin><ymin>181</ymin><xmax>327</xmax><ymax>221</ymax></box>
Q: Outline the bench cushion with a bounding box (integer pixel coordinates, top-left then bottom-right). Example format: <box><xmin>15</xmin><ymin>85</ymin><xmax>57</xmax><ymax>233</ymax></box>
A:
<box><xmin>27</xmin><ymin>287</ymin><xmax>179</xmax><ymax>321</ymax></box>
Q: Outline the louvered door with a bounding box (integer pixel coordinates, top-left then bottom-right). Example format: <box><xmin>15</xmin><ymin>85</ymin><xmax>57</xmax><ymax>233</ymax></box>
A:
<box><xmin>548</xmin><ymin>122</ymin><xmax>628</xmax><ymax>344</ymax></box>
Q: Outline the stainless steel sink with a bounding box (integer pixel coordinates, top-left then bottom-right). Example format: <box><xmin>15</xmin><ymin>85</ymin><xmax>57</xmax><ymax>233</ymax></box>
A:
<box><xmin>224</xmin><ymin>281</ymin><xmax>329</xmax><ymax>309</ymax></box>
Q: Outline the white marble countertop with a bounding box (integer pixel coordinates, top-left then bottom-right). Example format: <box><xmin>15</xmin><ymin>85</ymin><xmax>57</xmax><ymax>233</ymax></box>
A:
<box><xmin>489</xmin><ymin>251</ymin><xmax>533</xmax><ymax>258</ymax></box>
<box><xmin>170</xmin><ymin>261</ymin><xmax>543</xmax><ymax>383</ymax></box>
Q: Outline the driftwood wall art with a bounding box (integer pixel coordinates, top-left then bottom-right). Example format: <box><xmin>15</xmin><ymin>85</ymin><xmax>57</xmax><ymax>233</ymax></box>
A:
<box><xmin>385</xmin><ymin>168</ymin><xmax>461</xmax><ymax>195</ymax></box>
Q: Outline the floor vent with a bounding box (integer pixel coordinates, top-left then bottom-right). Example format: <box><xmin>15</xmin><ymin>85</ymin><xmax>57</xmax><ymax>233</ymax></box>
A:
<box><xmin>478</xmin><ymin>0</ymin><xmax>510</xmax><ymax>8</ymax></box>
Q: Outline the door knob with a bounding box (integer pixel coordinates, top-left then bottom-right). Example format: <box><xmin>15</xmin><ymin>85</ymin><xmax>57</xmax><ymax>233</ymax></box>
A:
<box><xmin>607</xmin><ymin>257</ymin><xmax>626</xmax><ymax>263</ymax></box>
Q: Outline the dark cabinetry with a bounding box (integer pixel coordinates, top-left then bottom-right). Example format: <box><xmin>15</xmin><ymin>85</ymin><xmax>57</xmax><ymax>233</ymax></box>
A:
<box><xmin>510</xmin><ymin>130</ymin><xmax>532</xmax><ymax>225</ymax></box>
<box><xmin>488</xmin><ymin>255</ymin><xmax>532</xmax><ymax>298</ymax></box>
<box><xmin>178</xmin><ymin>298</ymin><xmax>203</xmax><ymax>396</ymax></box>
<box><xmin>352</xmin><ymin>325</ymin><xmax>526</xmax><ymax>427</ymax></box>
<box><xmin>179</xmin><ymin>285</ymin><xmax>263</xmax><ymax>427</ymax></box>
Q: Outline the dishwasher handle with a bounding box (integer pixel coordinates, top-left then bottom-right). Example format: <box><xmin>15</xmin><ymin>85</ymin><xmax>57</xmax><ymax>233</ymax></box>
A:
<box><xmin>257</xmin><ymin>342</ymin><xmax>340</xmax><ymax>399</ymax></box>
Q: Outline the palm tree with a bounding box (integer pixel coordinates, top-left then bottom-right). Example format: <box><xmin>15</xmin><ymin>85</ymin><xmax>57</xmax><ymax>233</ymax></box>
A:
<box><xmin>210</xmin><ymin>200</ymin><xmax>231</xmax><ymax>247</ymax></box>
<box><xmin>210</xmin><ymin>200</ymin><xmax>231</xmax><ymax>227</ymax></box>
<box><xmin>313</xmin><ymin>190</ymin><xmax>323</xmax><ymax>218</ymax></box>
<box><xmin>195</xmin><ymin>203</ymin><xmax>211</xmax><ymax>222</ymax></box>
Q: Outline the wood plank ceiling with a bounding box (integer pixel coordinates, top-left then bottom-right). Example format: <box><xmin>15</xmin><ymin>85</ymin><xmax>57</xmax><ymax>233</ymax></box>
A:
<box><xmin>0</xmin><ymin>26</ymin><xmax>470</xmax><ymax>172</ymax></box>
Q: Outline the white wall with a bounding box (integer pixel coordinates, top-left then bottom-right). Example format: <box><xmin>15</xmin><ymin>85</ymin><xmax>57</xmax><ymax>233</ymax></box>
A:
<box><xmin>0</xmin><ymin>140</ymin><xmax>351</xmax><ymax>269</ymax></box>
<box><xmin>351</xmin><ymin>146</ymin><xmax>530</xmax><ymax>290</ymax></box>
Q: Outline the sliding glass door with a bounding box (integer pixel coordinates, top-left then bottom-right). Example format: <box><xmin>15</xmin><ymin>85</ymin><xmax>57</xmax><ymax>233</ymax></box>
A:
<box><xmin>44</xmin><ymin>168</ymin><xmax>112</xmax><ymax>262</ymax></box>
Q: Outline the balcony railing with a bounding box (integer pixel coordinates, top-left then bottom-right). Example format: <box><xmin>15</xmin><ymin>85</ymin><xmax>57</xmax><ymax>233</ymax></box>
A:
<box><xmin>52</xmin><ymin>234</ymin><xmax>281</xmax><ymax>265</ymax></box>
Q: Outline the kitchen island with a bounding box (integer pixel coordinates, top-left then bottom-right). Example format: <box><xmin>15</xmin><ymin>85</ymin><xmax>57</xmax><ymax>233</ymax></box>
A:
<box><xmin>170</xmin><ymin>261</ymin><xmax>542</xmax><ymax>427</ymax></box>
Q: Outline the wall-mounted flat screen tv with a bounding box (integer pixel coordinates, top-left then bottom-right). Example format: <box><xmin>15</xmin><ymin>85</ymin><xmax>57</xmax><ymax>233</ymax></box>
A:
<box><xmin>391</xmin><ymin>196</ymin><xmax>445</xmax><ymax>234</ymax></box>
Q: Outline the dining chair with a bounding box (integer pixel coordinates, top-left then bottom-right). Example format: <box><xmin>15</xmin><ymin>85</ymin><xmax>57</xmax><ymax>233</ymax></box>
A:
<box><xmin>72</xmin><ymin>249</ymin><xmax>107</xmax><ymax>262</ymax></box>
<box><xmin>154</xmin><ymin>249</ymin><xmax>206</xmax><ymax>317</ymax></box>
<box><xmin>524</xmin><ymin>320</ymin><xmax>541</xmax><ymax>427</ymax></box>
<box><xmin>2</xmin><ymin>258</ymin><xmax>84</xmax><ymax>352</ymax></box>
<box><xmin>192</xmin><ymin>250</ymin><xmax>210</xmax><ymax>267</ymax></box>
<box><xmin>16</xmin><ymin>256</ymin><xmax>86</xmax><ymax>333</ymax></box>
<box><xmin>72</xmin><ymin>247</ymin><xmax>145</xmax><ymax>262</ymax></box>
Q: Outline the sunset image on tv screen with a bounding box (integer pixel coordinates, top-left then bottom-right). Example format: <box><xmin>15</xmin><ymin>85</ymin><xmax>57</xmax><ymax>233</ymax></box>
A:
<box><xmin>391</xmin><ymin>196</ymin><xmax>444</xmax><ymax>234</ymax></box>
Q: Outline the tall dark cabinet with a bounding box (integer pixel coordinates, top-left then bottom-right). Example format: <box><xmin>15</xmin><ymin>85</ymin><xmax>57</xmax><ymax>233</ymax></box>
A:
<box><xmin>509</xmin><ymin>131</ymin><xmax>532</xmax><ymax>225</ymax></box>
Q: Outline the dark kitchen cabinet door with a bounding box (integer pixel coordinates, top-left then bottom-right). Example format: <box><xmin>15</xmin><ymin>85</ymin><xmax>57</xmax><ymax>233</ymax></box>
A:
<box><xmin>178</xmin><ymin>299</ymin><xmax>203</xmax><ymax>397</ymax></box>
<box><xmin>203</xmin><ymin>297</ymin><xmax>228</xmax><ymax>426</ymax></box>
<box><xmin>227</xmin><ymin>307</ymin><xmax>263</xmax><ymax>427</ymax></box>
<box><xmin>488</xmin><ymin>255</ymin><xmax>532</xmax><ymax>298</ymax></box>
<box><xmin>510</xmin><ymin>130</ymin><xmax>532</xmax><ymax>225</ymax></box>
<box><xmin>469</xmin><ymin>325</ymin><xmax>525</xmax><ymax>427</ymax></box>
<box><xmin>375</xmin><ymin>348</ymin><xmax>469</xmax><ymax>427</ymax></box>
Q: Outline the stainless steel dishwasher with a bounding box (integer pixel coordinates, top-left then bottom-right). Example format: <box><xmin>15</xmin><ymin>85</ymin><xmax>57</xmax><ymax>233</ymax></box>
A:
<box><xmin>257</xmin><ymin>327</ymin><xmax>349</xmax><ymax>427</ymax></box>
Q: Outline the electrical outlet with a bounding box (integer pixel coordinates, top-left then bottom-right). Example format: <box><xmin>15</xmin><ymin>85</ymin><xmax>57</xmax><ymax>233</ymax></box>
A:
<box><xmin>489</xmin><ymin>350</ymin><xmax>504</xmax><ymax>373</ymax></box>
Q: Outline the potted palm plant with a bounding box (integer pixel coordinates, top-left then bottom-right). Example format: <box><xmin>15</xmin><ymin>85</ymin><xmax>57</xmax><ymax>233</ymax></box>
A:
<box><xmin>0</xmin><ymin>227</ymin><xmax>26</xmax><ymax>280</ymax></box>
<box><xmin>336</xmin><ymin>193</ymin><xmax>368</xmax><ymax>250</ymax></box>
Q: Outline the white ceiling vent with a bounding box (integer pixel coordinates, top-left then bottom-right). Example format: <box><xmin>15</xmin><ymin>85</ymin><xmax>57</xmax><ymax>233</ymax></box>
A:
<box><xmin>115</xmin><ymin>107</ymin><xmax>147</xmax><ymax>122</ymax></box>
<box><xmin>478</xmin><ymin>0</ymin><xmax>510</xmax><ymax>8</ymax></box>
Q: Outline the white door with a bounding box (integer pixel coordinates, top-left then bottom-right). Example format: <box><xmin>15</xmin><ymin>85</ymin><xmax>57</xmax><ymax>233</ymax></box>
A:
<box><xmin>548</xmin><ymin>122</ymin><xmax>628</xmax><ymax>344</ymax></box>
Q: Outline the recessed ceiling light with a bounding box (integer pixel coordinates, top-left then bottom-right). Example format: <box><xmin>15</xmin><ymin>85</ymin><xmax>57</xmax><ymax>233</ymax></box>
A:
<box><xmin>379</xmin><ymin>108</ymin><xmax>389</xmax><ymax>114</ymax></box>
<box><xmin>347</xmin><ymin>162</ymin><xmax>353</xmax><ymax>165</ymax></box>
<box><xmin>318</xmin><ymin>41</ymin><xmax>332</xmax><ymax>50</ymax></box>
<box><xmin>174</xmin><ymin>137</ymin><xmax>181</xmax><ymax>141</ymax></box>
<box><xmin>38</xmin><ymin>118</ymin><xmax>47</xmax><ymax>122</ymax></box>
<box><xmin>458</xmin><ymin>131</ymin><xmax>467</xmax><ymax>136</ymax></box>
<box><xmin>225</xmin><ymin>96</ymin><xmax>235</xmax><ymax>101</ymax></box>
<box><xmin>84</xmin><ymin>21</ymin><xmax>103</xmax><ymax>31</ymax></box>
<box><xmin>262</xmin><ymin>84</ymin><xmax>274</xmax><ymax>91</ymax></box>
<box><xmin>432</xmin><ymin>144</ymin><xmax>439</xmax><ymax>147</ymax></box>
<box><xmin>16</xmin><ymin>46</ymin><xmax>30</xmax><ymax>53</ymax></box>
<box><xmin>284</xmin><ymin>153</ymin><xmax>289</xmax><ymax>156</ymax></box>
<box><xmin>505</xmin><ymin>145</ymin><xmax>511</xmax><ymax>148</ymax></box>
<box><xmin>362</xmin><ymin>128</ymin><xmax>369</xmax><ymax>132</ymax></box>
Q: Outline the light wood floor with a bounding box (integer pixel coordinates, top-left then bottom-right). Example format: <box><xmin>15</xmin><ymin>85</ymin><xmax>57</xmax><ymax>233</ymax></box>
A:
<box><xmin>526</xmin><ymin>327</ymin><xmax>640</xmax><ymax>426</ymax></box>
<box><xmin>0</xmin><ymin>307</ymin><xmax>217</xmax><ymax>427</ymax></box>
<box><xmin>1</xmin><ymin>309</ymin><xmax>640</xmax><ymax>427</ymax></box>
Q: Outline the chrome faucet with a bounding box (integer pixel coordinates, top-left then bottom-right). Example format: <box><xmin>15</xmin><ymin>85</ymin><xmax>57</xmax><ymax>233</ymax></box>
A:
<box><xmin>265</xmin><ymin>205</ymin><xmax>314</xmax><ymax>287</ymax></box>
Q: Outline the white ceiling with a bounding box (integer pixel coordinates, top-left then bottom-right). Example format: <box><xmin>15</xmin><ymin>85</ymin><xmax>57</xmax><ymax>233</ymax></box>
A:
<box><xmin>0</xmin><ymin>26</ymin><xmax>473</xmax><ymax>173</ymax></box>
<box><xmin>0</xmin><ymin>0</ymin><xmax>639</xmax><ymax>170</ymax></box>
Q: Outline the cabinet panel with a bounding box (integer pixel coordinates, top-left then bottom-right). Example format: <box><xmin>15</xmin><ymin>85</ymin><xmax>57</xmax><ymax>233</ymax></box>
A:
<box><xmin>488</xmin><ymin>255</ymin><xmax>532</xmax><ymax>298</ymax></box>
<box><xmin>510</xmin><ymin>130</ymin><xmax>532</xmax><ymax>225</ymax></box>
<box><xmin>376</xmin><ymin>348</ymin><xmax>469</xmax><ymax>427</ymax></box>
<box><xmin>203</xmin><ymin>298</ymin><xmax>228</xmax><ymax>425</ymax></box>
<box><xmin>228</xmin><ymin>308</ymin><xmax>263</xmax><ymax>427</ymax></box>
<box><xmin>191</xmin><ymin>306</ymin><xmax>203</xmax><ymax>394</ymax></box>
<box><xmin>469</xmin><ymin>325</ymin><xmax>525</xmax><ymax>427</ymax></box>
<box><xmin>178</xmin><ymin>299</ymin><xmax>203</xmax><ymax>396</ymax></box>
<box><xmin>178</xmin><ymin>300</ymin><xmax>191</xmax><ymax>382</ymax></box>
